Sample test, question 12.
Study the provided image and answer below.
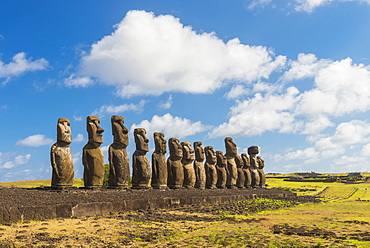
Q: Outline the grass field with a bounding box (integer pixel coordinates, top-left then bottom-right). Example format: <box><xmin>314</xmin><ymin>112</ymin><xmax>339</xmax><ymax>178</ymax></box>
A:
<box><xmin>1</xmin><ymin>176</ymin><xmax>370</xmax><ymax>247</ymax></box>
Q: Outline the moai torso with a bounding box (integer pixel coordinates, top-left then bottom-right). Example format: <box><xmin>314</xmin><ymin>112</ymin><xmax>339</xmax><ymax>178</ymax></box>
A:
<box><xmin>83</xmin><ymin>116</ymin><xmax>105</xmax><ymax>187</ymax></box>
<box><xmin>167</xmin><ymin>138</ymin><xmax>183</xmax><ymax>189</ymax></box>
<box><xmin>248</xmin><ymin>146</ymin><xmax>261</xmax><ymax>188</ymax></box>
<box><xmin>151</xmin><ymin>132</ymin><xmax>167</xmax><ymax>189</ymax></box>
<box><xmin>216</xmin><ymin>150</ymin><xmax>227</xmax><ymax>189</ymax></box>
<box><xmin>108</xmin><ymin>115</ymin><xmax>129</xmax><ymax>188</ymax></box>
<box><xmin>132</xmin><ymin>128</ymin><xmax>150</xmax><ymax>189</ymax></box>
<box><xmin>204</xmin><ymin>146</ymin><xmax>217</xmax><ymax>189</ymax></box>
<box><xmin>193</xmin><ymin>141</ymin><xmax>206</xmax><ymax>189</ymax></box>
<box><xmin>257</xmin><ymin>156</ymin><xmax>266</xmax><ymax>188</ymax></box>
<box><xmin>235</xmin><ymin>154</ymin><xmax>245</xmax><ymax>188</ymax></box>
<box><xmin>181</xmin><ymin>142</ymin><xmax>196</xmax><ymax>188</ymax></box>
<box><xmin>50</xmin><ymin>118</ymin><xmax>74</xmax><ymax>187</ymax></box>
<box><xmin>241</xmin><ymin>153</ymin><xmax>252</xmax><ymax>188</ymax></box>
<box><xmin>225</xmin><ymin>137</ymin><xmax>238</xmax><ymax>189</ymax></box>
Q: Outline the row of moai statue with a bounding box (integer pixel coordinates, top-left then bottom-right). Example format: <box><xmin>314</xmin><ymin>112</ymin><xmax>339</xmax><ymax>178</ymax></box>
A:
<box><xmin>50</xmin><ymin>116</ymin><xmax>266</xmax><ymax>189</ymax></box>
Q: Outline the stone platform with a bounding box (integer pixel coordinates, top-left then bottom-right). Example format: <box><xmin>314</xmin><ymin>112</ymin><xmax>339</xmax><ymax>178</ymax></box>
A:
<box><xmin>0</xmin><ymin>187</ymin><xmax>295</xmax><ymax>224</ymax></box>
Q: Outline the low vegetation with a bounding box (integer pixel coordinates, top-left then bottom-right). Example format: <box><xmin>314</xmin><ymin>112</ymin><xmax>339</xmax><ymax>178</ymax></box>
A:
<box><xmin>0</xmin><ymin>175</ymin><xmax>370</xmax><ymax>247</ymax></box>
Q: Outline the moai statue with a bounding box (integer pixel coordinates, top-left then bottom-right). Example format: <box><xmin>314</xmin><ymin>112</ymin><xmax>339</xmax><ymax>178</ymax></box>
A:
<box><xmin>235</xmin><ymin>154</ymin><xmax>245</xmax><ymax>189</ymax></box>
<box><xmin>132</xmin><ymin>128</ymin><xmax>150</xmax><ymax>189</ymax></box>
<box><xmin>204</xmin><ymin>146</ymin><xmax>217</xmax><ymax>189</ymax></box>
<box><xmin>225</xmin><ymin>137</ymin><xmax>238</xmax><ymax>189</ymax></box>
<box><xmin>257</xmin><ymin>156</ymin><xmax>266</xmax><ymax>188</ymax></box>
<box><xmin>151</xmin><ymin>132</ymin><xmax>167</xmax><ymax>190</ymax></box>
<box><xmin>181</xmin><ymin>142</ymin><xmax>196</xmax><ymax>188</ymax></box>
<box><xmin>241</xmin><ymin>153</ymin><xmax>252</xmax><ymax>188</ymax></box>
<box><xmin>108</xmin><ymin>115</ymin><xmax>129</xmax><ymax>189</ymax></box>
<box><xmin>215</xmin><ymin>151</ymin><xmax>227</xmax><ymax>189</ymax></box>
<box><xmin>83</xmin><ymin>116</ymin><xmax>105</xmax><ymax>188</ymax></box>
<box><xmin>167</xmin><ymin>138</ymin><xmax>184</xmax><ymax>189</ymax></box>
<box><xmin>50</xmin><ymin>118</ymin><xmax>74</xmax><ymax>188</ymax></box>
<box><xmin>193</xmin><ymin>141</ymin><xmax>206</xmax><ymax>189</ymax></box>
<box><xmin>248</xmin><ymin>146</ymin><xmax>261</xmax><ymax>188</ymax></box>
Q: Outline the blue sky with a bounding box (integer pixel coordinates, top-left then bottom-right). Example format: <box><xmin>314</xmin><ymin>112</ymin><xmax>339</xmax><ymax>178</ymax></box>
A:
<box><xmin>1</xmin><ymin>0</ymin><xmax>370</xmax><ymax>182</ymax></box>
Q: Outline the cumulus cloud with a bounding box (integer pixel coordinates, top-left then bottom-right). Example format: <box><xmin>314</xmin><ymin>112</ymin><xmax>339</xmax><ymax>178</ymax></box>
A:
<box><xmin>157</xmin><ymin>94</ymin><xmax>173</xmax><ymax>109</ymax></box>
<box><xmin>74</xmin><ymin>10</ymin><xmax>285</xmax><ymax>97</ymax></box>
<box><xmin>64</xmin><ymin>74</ymin><xmax>94</xmax><ymax>87</ymax></box>
<box><xmin>275</xmin><ymin>120</ymin><xmax>370</xmax><ymax>166</ymax></box>
<box><xmin>74</xmin><ymin>134</ymin><xmax>85</xmax><ymax>143</ymax></box>
<box><xmin>131</xmin><ymin>113</ymin><xmax>210</xmax><ymax>139</ymax></box>
<box><xmin>210</xmin><ymin>86</ymin><xmax>301</xmax><ymax>137</ymax></box>
<box><xmin>92</xmin><ymin>100</ymin><xmax>147</xmax><ymax>117</ymax></box>
<box><xmin>0</xmin><ymin>52</ymin><xmax>48</xmax><ymax>85</ymax></box>
<box><xmin>0</xmin><ymin>154</ymin><xmax>31</xmax><ymax>169</ymax></box>
<box><xmin>16</xmin><ymin>134</ymin><xmax>54</xmax><ymax>147</ymax></box>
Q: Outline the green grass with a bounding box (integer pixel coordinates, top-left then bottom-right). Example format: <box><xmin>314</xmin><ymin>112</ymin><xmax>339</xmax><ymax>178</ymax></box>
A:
<box><xmin>0</xmin><ymin>179</ymin><xmax>84</xmax><ymax>188</ymax></box>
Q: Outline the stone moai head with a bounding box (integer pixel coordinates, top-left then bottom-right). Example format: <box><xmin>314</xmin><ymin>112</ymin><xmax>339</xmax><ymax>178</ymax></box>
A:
<box><xmin>181</xmin><ymin>142</ymin><xmax>195</xmax><ymax>161</ymax></box>
<box><xmin>248</xmin><ymin>146</ymin><xmax>259</xmax><ymax>155</ymax></box>
<box><xmin>225</xmin><ymin>137</ymin><xmax>237</xmax><ymax>157</ymax></box>
<box><xmin>169</xmin><ymin>138</ymin><xmax>183</xmax><ymax>160</ymax></box>
<box><xmin>241</xmin><ymin>153</ymin><xmax>250</xmax><ymax>165</ymax></box>
<box><xmin>57</xmin><ymin>118</ymin><xmax>72</xmax><ymax>145</ymax></box>
<box><xmin>205</xmin><ymin>146</ymin><xmax>217</xmax><ymax>164</ymax></box>
<box><xmin>194</xmin><ymin>141</ymin><xmax>205</xmax><ymax>161</ymax></box>
<box><xmin>257</xmin><ymin>156</ymin><xmax>265</xmax><ymax>169</ymax></box>
<box><xmin>111</xmin><ymin>115</ymin><xmax>128</xmax><ymax>147</ymax></box>
<box><xmin>134</xmin><ymin>128</ymin><xmax>149</xmax><ymax>152</ymax></box>
<box><xmin>235</xmin><ymin>154</ymin><xmax>244</xmax><ymax>168</ymax></box>
<box><xmin>87</xmin><ymin>116</ymin><xmax>104</xmax><ymax>145</ymax></box>
<box><xmin>216</xmin><ymin>151</ymin><xmax>226</xmax><ymax>166</ymax></box>
<box><xmin>154</xmin><ymin>132</ymin><xmax>166</xmax><ymax>154</ymax></box>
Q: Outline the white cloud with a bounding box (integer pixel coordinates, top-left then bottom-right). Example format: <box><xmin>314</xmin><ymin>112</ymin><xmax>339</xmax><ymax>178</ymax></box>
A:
<box><xmin>248</xmin><ymin>0</ymin><xmax>273</xmax><ymax>9</ymax></box>
<box><xmin>131</xmin><ymin>113</ymin><xmax>210</xmax><ymax>139</ymax></box>
<box><xmin>296</xmin><ymin>58</ymin><xmax>370</xmax><ymax>117</ymax></box>
<box><xmin>301</xmin><ymin>116</ymin><xmax>335</xmax><ymax>134</ymax></box>
<box><xmin>64</xmin><ymin>74</ymin><xmax>94</xmax><ymax>87</ymax></box>
<box><xmin>210</xmin><ymin>86</ymin><xmax>301</xmax><ymax>137</ymax></box>
<box><xmin>281</xmin><ymin>53</ymin><xmax>331</xmax><ymax>82</ymax></box>
<box><xmin>75</xmin><ymin>10</ymin><xmax>285</xmax><ymax>97</ymax></box>
<box><xmin>157</xmin><ymin>94</ymin><xmax>173</xmax><ymax>109</ymax></box>
<box><xmin>0</xmin><ymin>52</ymin><xmax>48</xmax><ymax>85</ymax></box>
<box><xmin>275</xmin><ymin>120</ymin><xmax>370</xmax><ymax>165</ymax></box>
<box><xmin>72</xmin><ymin>152</ymin><xmax>81</xmax><ymax>165</ymax></box>
<box><xmin>16</xmin><ymin>134</ymin><xmax>54</xmax><ymax>147</ymax></box>
<box><xmin>294</xmin><ymin>0</ymin><xmax>334</xmax><ymax>13</ymax></box>
<box><xmin>73</xmin><ymin>116</ymin><xmax>83</xmax><ymax>121</ymax></box>
<box><xmin>74</xmin><ymin>133</ymin><xmax>85</xmax><ymax>143</ymax></box>
<box><xmin>224</xmin><ymin>85</ymin><xmax>250</xmax><ymax>99</ymax></box>
<box><xmin>0</xmin><ymin>154</ymin><xmax>31</xmax><ymax>169</ymax></box>
<box><xmin>92</xmin><ymin>100</ymin><xmax>147</xmax><ymax>117</ymax></box>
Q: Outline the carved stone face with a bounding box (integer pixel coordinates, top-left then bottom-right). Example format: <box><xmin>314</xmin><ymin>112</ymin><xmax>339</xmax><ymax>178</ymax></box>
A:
<box><xmin>205</xmin><ymin>146</ymin><xmax>217</xmax><ymax>164</ymax></box>
<box><xmin>111</xmin><ymin>115</ymin><xmax>128</xmax><ymax>147</ymax></box>
<box><xmin>235</xmin><ymin>154</ymin><xmax>244</xmax><ymax>168</ymax></box>
<box><xmin>169</xmin><ymin>138</ymin><xmax>183</xmax><ymax>159</ymax></box>
<box><xmin>225</xmin><ymin>137</ymin><xmax>237</xmax><ymax>157</ymax></box>
<box><xmin>241</xmin><ymin>153</ymin><xmax>250</xmax><ymax>167</ymax></box>
<box><xmin>87</xmin><ymin>116</ymin><xmax>104</xmax><ymax>145</ymax></box>
<box><xmin>181</xmin><ymin>142</ymin><xmax>195</xmax><ymax>161</ymax></box>
<box><xmin>194</xmin><ymin>141</ymin><xmax>204</xmax><ymax>161</ymax></box>
<box><xmin>154</xmin><ymin>132</ymin><xmax>166</xmax><ymax>153</ymax></box>
<box><xmin>134</xmin><ymin>128</ymin><xmax>149</xmax><ymax>152</ymax></box>
<box><xmin>216</xmin><ymin>151</ymin><xmax>226</xmax><ymax>165</ymax></box>
<box><xmin>57</xmin><ymin>118</ymin><xmax>72</xmax><ymax>144</ymax></box>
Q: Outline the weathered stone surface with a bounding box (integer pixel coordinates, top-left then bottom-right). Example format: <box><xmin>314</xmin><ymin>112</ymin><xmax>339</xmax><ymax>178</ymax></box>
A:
<box><xmin>108</xmin><ymin>115</ymin><xmax>130</xmax><ymax>189</ymax></box>
<box><xmin>216</xmin><ymin>151</ymin><xmax>227</xmax><ymax>189</ymax></box>
<box><xmin>181</xmin><ymin>142</ymin><xmax>196</xmax><ymax>188</ymax></box>
<box><xmin>132</xmin><ymin>128</ymin><xmax>150</xmax><ymax>189</ymax></box>
<box><xmin>257</xmin><ymin>156</ymin><xmax>266</xmax><ymax>188</ymax></box>
<box><xmin>72</xmin><ymin>202</ymin><xmax>114</xmax><ymax>217</ymax></box>
<box><xmin>225</xmin><ymin>137</ymin><xmax>238</xmax><ymax>189</ymax></box>
<box><xmin>83</xmin><ymin>116</ymin><xmax>105</xmax><ymax>187</ymax></box>
<box><xmin>167</xmin><ymin>138</ymin><xmax>184</xmax><ymax>189</ymax></box>
<box><xmin>193</xmin><ymin>141</ymin><xmax>206</xmax><ymax>189</ymax></box>
<box><xmin>241</xmin><ymin>153</ymin><xmax>252</xmax><ymax>188</ymax></box>
<box><xmin>249</xmin><ymin>153</ymin><xmax>261</xmax><ymax>188</ymax></box>
<box><xmin>151</xmin><ymin>132</ymin><xmax>167</xmax><ymax>189</ymax></box>
<box><xmin>235</xmin><ymin>154</ymin><xmax>245</xmax><ymax>188</ymax></box>
<box><xmin>51</xmin><ymin>118</ymin><xmax>74</xmax><ymax>187</ymax></box>
<box><xmin>248</xmin><ymin>145</ymin><xmax>259</xmax><ymax>155</ymax></box>
<box><xmin>204</xmin><ymin>146</ymin><xmax>217</xmax><ymax>189</ymax></box>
